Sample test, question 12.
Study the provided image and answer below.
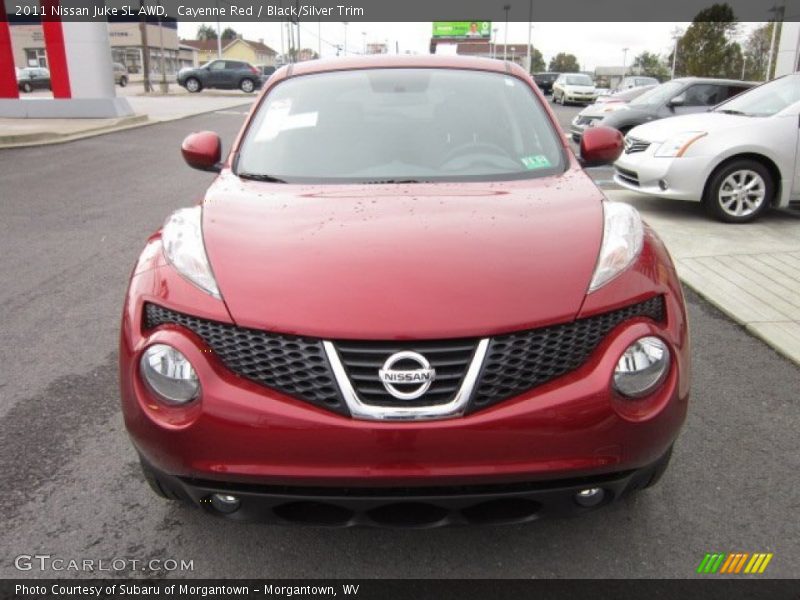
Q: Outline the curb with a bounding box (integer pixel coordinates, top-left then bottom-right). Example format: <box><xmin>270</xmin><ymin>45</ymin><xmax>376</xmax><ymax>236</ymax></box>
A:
<box><xmin>0</xmin><ymin>102</ymin><xmax>251</xmax><ymax>149</ymax></box>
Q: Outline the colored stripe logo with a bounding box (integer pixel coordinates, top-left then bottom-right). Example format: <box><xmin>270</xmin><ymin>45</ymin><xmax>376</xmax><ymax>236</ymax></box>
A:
<box><xmin>697</xmin><ymin>552</ymin><xmax>773</xmax><ymax>574</ymax></box>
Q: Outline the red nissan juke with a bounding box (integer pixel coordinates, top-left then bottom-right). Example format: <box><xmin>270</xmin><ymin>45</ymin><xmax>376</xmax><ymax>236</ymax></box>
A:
<box><xmin>119</xmin><ymin>56</ymin><xmax>689</xmax><ymax>526</ymax></box>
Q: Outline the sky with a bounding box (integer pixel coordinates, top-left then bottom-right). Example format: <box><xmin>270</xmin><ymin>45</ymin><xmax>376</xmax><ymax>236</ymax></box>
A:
<box><xmin>177</xmin><ymin>21</ymin><xmax>765</xmax><ymax>70</ymax></box>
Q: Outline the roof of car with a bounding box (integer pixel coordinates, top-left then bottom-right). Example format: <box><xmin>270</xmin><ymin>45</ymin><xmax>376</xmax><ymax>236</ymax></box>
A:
<box><xmin>672</xmin><ymin>77</ymin><xmax>758</xmax><ymax>85</ymax></box>
<box><xmin>286</xmin><ymin>55</ymin><xmax>521</xmax><ymax>78</ymax></box>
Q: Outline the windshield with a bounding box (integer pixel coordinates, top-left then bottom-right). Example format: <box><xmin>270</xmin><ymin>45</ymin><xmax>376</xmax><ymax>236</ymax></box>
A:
<box><xmin>714</xmin><ymin>75</ymin><xmax>800</xmax><ymax>117</ymax></box>
<box><xmin>630</xmin><ymin>80</ymin><xmax>684</xmax><ymax>107</ymax></box>
<box><xmin>237</xmin><ymin>68</ymin><xmax>565</xmax><ymax>183</ymax></box>
<box><xmin>566</xmin><ymin>75</ymin><xmax>593</xmax><ymax>86</ymax></box>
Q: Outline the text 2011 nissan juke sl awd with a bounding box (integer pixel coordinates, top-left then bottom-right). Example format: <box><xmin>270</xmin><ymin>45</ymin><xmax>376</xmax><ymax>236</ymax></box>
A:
<box><xmin>120</xmin><ymin>56</ymin><xmax>689</xmax><ymax>527</ymax></box>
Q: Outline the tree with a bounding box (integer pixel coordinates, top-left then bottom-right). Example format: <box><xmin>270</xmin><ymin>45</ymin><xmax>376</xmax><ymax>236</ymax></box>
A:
<box><xmin>529</xmin><ymin>47</ymin><xmax>546</xmax><ymax>73</ymax></box>
<box><xmin>743</xmin><ymin>22</ymin><xmax>779</xmax><ymax>81</ymax></box>
<box><xmin>631</xmin><ymin>51</ymin><xmax>670</xmax><ymax>81</ymax></box>
<box><xmin>671</xmin><ymin>3</ymin><xmax>742</xmax><ymax>78</ymax></box>
<box><xmin>196</xmin><ymin>24</ymin><xmax>217</xmax><ymax>41</ymax></box>
<box><xmin>549</xmin><ymin>52</ymin><xmax>579</xmax><ymax>72</ymax></box>
<box><xmin>221</xmin><ymin>27</ymin><xmax>239</xmax><ymax>42</ymax></box>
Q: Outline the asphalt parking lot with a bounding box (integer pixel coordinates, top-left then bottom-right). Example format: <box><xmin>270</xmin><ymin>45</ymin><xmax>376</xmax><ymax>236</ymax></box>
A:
<box><xmin>1</xmin><ymin>106</ymin><xmax>798</xmax><ymax>579</ymax></box>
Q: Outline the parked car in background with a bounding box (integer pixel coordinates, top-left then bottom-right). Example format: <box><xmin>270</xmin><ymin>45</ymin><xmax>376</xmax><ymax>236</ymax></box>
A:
<box><xmin>17</xmin><ymin>67</ymin><xmax>50</xmax><ymax>93</ymax></box>
<box><xmin>594</xmin><ymin>77</ymin><xmax>755</xmax><ymax>136</ymax></box>
<box><xmin>614</xmin><ymin>74</ymin><xmax>800</xmax><ymax>223</ymax></box>
<box><xmin>121</xmin><ymin>56</ymin><xmax>688</xmax><ymax>525</ymax></box>
<box><xmin>616</xmin><ymin>76</ymin><xmax>659</xmax><ymax>92</ymax></box>
<box><xmin>533</xmin><ymin>72</ymin><xmax>560</xmax><ymax>95</ymax></box>
<box><xmin>596</xmin><ymin>85</ymin><xmax>656</xmax><ymax>105</ymax></box>
<box><xmin>112</xmin><ymin>62</ymin><xmax>129</xmax><ymax>87</ymax></box>
<box><xmin>570</xmin><ymin>85</ymin><xmax>656</xmax><ymax>141</ymax></box>
<box><xmin>552</xmin><ymin>73</ymin><xmax>598</xmax><ymax>105</ymax></box>
<box><xmin>177</xmin><ymin>59</ymin><xmax>263</xmax><ymax>93</ymax></box>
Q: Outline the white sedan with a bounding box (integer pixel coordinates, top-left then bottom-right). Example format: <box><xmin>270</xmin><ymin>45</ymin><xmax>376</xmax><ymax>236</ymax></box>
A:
<box><xmin>613</xmin><ymin>73</ymin><xmax>800</xmax><ymax>222</ymax></box>
<box><xmin>551</xmin><ymin>73</ymin><xmax>597</xmax><ymax>105</ymax></box>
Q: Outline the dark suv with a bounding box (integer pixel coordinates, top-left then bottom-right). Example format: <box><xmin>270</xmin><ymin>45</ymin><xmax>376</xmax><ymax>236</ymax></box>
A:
<box><xmin>533</xmin><ymin>72</ymin><xmax>559</xmax><ymax>95</ymax></box>
<box><xmin>597</xmin><ymin>77</ymin><xmax>755</xmax><ymax>135</ymax></box>
<box><xmin>177</xmin><ymin>60</ymin><xmax>263</xmax><ymax>93</ymax></box>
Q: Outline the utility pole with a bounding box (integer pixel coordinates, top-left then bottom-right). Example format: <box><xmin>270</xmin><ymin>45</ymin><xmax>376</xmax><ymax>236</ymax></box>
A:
<box><xmin>215</xmin><ymin>0</ymin><xmax>222</xmax><ymax>58</ymax></box>
<box><xmin>503</xmin><ymin>5</ymin><xmax>510</xmax><ymax>62</ymax></box>
<box><xmin>343</xmin><ymin>22</ymin><xmax>348</xmax><ymax>56</ymax></box>
<box><xmin>138</xmin><ymin>0</ymin><xmax>152</xmax><ymax>92</ymax></box>
<box><xmin>492</xmin><ymin>28</ymin><xmax>498</xmax><ymax>59</ymax></box>
<box><xmin>157</xmin><ymin>3</ymin><xmax>168</xmax><ymax>93</ymax></box>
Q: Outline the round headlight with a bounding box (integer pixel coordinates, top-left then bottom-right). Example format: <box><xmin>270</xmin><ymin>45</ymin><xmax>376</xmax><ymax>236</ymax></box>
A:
<box><xmin>140</xmin><ymin>344</ymin><xmax>200</xmax><ymax>404</ymax></box>
<box><xmin>613</xmin><ymin>337</ymin><xmax>670</xmax><ymax>398</ymax></box>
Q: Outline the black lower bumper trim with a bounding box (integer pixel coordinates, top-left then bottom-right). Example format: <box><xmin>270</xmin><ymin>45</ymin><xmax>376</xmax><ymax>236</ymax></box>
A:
<box><xmin>142</xmin><ymin>452</ymin><xmax>671</xmax><ymax>527</ymax></box>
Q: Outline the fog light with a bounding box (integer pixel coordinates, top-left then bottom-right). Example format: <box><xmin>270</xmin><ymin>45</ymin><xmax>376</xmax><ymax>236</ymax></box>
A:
<box><xmin>613</xmin><ymin>336</ymin><xmax>670</xmax><ymax>398</ymax></box>
<box><xmin>575</xmin><ymin>488</ymin><xmax>605</xmax><ymax>507</ymax></box>
<box><xmin>140</xmin><ymin>344</ymin><xmax>200</xmax><ymax>404</ymax></box>
<box><xmin>210</xmin><ymin>493</ymin><xmax>241</xmax><ymax>514</ymax></box>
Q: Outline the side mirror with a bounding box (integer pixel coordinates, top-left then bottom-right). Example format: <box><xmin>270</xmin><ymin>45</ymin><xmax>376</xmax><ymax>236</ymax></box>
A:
<box><xmin>668</xmin><ymin>94</ymin><xmax>686</xmax><ymax>107</ymax></box>
<box><xmin>181</xmin><ymin>131</ymin><xmax>222</xmax><ymax>172</ymax></box>
<box><xmin>579</xmin><ymin>126</ymin><xmax>624</xmax><ymax>167</ymax></box>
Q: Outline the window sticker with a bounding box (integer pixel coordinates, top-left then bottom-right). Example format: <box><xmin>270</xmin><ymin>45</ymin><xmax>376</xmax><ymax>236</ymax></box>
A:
<box><xmin>520</xmin><ymin>154</ymin><xmax>552</xmax><ymax>169</ymax></box>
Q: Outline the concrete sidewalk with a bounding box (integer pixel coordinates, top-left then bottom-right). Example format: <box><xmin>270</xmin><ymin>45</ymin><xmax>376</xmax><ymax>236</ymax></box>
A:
<box><xmin>606</xmin><ymin>189</ymin><xmax>800</xmax><ymax>365</ymax></box>
<box><xmin>0</xmin><ymin>95</ymin><xmax>254</xmax><ymax>148</ymax></box>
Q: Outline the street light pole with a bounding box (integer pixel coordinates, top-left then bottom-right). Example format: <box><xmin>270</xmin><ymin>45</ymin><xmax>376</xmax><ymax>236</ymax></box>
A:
<box><xmin>503</xmin><ymin>5</ymin><xmax>510</xmax><ymax>62</ymax></box>
<box><xmin>526</xmin><ymin>0</ymin><xmax>532</xmax><ymax>73</ymax></box>
<box><xmin>492</xmin><ymin>28</ymin><xmax>498</xmax><ymax>59</ymax></box>
<box><xmin>621</xmin><ymin>47</ymin><xmax>629</xmax><ymax>79</ymax></box>
<box><xmin>670</xmin><ymin>27</ymin><xmax>682</xmax><ymax>79</ymax></box>
<box><xmin>343</xmin><ymin>22</ymin><xmax>348</xmax><ymax>56</ymax></box>
<box><xmin>766</xmin><ymin>3</ymin><xmax>784</xmax><ymax>81</ymax></box>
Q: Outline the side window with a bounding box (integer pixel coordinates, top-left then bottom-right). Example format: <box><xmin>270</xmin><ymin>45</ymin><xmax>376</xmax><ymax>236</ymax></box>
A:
<box><xmin>682</xmin><ymin>84</ymin><xmax>723</xmax><ymax>107</ymax></box>
<box><xmin>725</xmin><ymin>85</ymin><xmax>751</xmax><ymax>100</ymax></box>
<box><xmin>209</xmin><ymin>61</ymin><xmax>226</xmax><ymax>71</ymax></box>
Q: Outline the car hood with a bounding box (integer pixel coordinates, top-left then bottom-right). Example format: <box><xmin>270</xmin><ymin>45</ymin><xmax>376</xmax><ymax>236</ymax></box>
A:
<box><xmin>579</xmin><ymin>103</ymin><xmax>627</xmax><ymax>118</ymax></box>
<box><xmin>201</xmin><ymin>171</ymin><xmax>604</xmax><ymax>340</ymax></box>
<box><xmin>628</xmin><ymin>111</ymin><xmax>752</xmax><ymax>143</ymax></box>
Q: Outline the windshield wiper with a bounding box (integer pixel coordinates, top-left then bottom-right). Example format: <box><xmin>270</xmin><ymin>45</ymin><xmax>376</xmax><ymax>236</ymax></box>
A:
<box><xmin>237</xmin><ymin>172</ymin><xmax>287</xmax><ymax>183</ymax></box>
<box><xmin>714</xmin><ymin>109</ymin><xmax>749</xmax><ymax>116</ymax></box>
<box><xmin>363</xmin><ymin>179</ymin><xmax>422</xmax><ymax>184</ymax></box>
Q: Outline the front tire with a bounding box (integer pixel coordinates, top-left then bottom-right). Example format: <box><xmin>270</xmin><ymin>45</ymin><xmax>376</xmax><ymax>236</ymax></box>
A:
<box><xmin>22</xmin><ymin>82</ymin><xmax>32</xmax><ymax>93</ymax></box>
<box><xmin>119</xmin><ymin>75</ymin><xmax>128</xmax><ymax>87</ymax></box>
<box><xmin>704</xmin><ymin>159</ymin><xmax>773</xmax><ymax>223</ymax></box>
<box><xmin>239</xmin><ymin>78</ymin><xmax>255</xmax><ymax>93</ymax></box>
<box><xmin>185</xmin><ymin>77</ymin><xmax>202</xmax><ymax>93</ymax></box>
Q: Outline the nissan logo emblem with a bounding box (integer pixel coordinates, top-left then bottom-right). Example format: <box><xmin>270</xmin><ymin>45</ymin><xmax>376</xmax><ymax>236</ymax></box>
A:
<box><xmin>378</xmin><ymin>351</ymin><xmax>436</xmax><ymax>400</ymax></box>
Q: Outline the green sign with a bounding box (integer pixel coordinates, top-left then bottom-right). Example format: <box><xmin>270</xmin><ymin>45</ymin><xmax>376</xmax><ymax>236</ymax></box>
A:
<box><xmin>432</xmin><ymin>21</ymin><xmax>491</xmax><ymax>39</ymax></box>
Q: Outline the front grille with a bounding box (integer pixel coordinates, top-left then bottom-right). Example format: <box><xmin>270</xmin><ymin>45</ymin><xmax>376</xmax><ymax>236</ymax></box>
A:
<box><xmin>471</xmin><ymin>296</ymin><xmax>665</xmax><ymax>411</ymax></box>
<box><xmin>143</xmin><ymin>304</ymin><xmax>346</xmax><ymax>414</ymax></box>
<box><xmin>334</xmin><ymin>340</ymin><xmax>478</xmax><ymax>407</ymax></box>
<box><xmin>144</xmin><ymin>296</ymin><xmax>664</xmax><ymax>417</ymax></box>
<box><xmin>615</xmin><ymin>166</ymin><xmax>640</xmax><ymax>187</ymax></box>
<box><xmin>624</xmin><ymin>136</ymin><xmax>650</xmax><ymax>154</ymax></box>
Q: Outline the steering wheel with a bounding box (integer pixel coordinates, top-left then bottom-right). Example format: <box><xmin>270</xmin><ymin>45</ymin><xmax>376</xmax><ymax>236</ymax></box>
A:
<box><xmin>440</xmin><ymin>141</ymin><xmax>515</xmax><ymax>167</ymax></box>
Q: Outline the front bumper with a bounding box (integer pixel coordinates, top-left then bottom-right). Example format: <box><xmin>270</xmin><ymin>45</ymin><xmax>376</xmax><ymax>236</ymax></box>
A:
<box><xmin>120</xmin><ymin>232</ymin><xmax>689</xmax><ymax>520</ymax></box>
<box><xmin>142</xmin><ymin>449</ymin><xmax>672</xmax><ymax>526</ymax></box>
<box><xmin>613</xmin><ymin>145</ymin><xmax>710</xmax><ymax>201</ymax></box>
